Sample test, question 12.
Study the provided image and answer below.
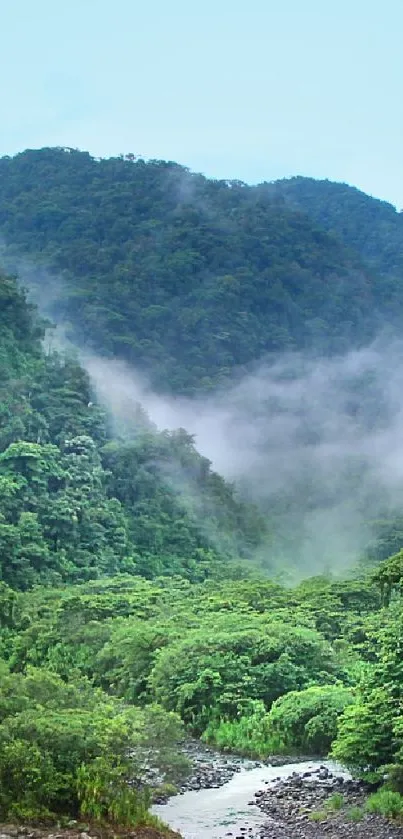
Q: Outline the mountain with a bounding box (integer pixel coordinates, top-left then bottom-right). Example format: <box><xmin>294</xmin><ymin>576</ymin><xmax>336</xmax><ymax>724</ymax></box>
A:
<box><xmin>264</xmin><ymin>176</ymin><xmax>403</xmax><ymax>281</ymax></box>
<box><xmin>1</xmin><ymin>150</ymin><xmax>403</xmax><ymax>828</ymax></box>
<box><xmin>0</xmin><ymin>270</ymin><xmax>265</xmax><ymax>589</ymax></box>
<box><xmin>1</xmin><ymin>148</ymin><xmax>403</xmax><ymax>573</ymax></box>
<box><xmin>0</xmin><ymin>147</ymin><xmax>391</xmax><ymax>394</ymax></box>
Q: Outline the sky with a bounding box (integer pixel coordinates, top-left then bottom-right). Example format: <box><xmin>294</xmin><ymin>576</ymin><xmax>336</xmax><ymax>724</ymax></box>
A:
<box><xmin>1</xmin><ymin>0</ymin><xmax>402</xmax><ymax>207</ymax></box>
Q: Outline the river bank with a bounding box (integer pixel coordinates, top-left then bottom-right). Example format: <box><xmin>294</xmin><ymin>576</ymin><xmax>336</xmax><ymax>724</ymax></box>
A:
<box><xmin>159</xmin><ymin>739</ymin><xmax>316</xmax><ymax>799</ymax></box>
<box><xmin>254</xmin><ymin>764</ymin><xmax>403</xmax><ymax>837</ymax></box>
<box><xmin>153</xmin><ymin>753</ymin><xmax>403</xmax><ymax>839</ymax></box>
<box><xmin>0</xmin><ymin>825</ymin><xmax>181</xmax><ymax>839</ymax></box>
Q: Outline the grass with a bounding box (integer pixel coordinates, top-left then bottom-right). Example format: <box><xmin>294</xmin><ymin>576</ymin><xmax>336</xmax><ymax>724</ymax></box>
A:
<box><xmin>346</xmin><ymin>806</ymin><xmax>364</xmax><ymax>822</ymax></box>
<box><xmin>365</xmin><ymin>788</ymin><xmax>403</xmax><ymax>819</ymax></box>
<box><xmin>309</xmin><ymin>787</ymin><xmax>403</xmax><ymax>824</ymax></box>
<box><xmin>308</xmin><ymin>792</ymin><xmax>345</xmax><ymax>822</ymax></box>
<box><xmin>324</xmin><ymin>793</ymin><xmax>345</xmax><ymax>812</ymax></box>
<box><xmin>308</xmin><ymin>810</ymin><xmax>327</xmax><ymax>822</ymax></box>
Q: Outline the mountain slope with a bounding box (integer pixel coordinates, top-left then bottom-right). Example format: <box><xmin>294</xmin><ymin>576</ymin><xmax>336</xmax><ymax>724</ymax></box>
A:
<box><xmin>0</xmin><ymin>147</ymin><xmax>384</xmax><ymax>394</ymax></box>
<box><xmin>265</xmin><ymin>176</ymin><xmax>403</xmax><ymax>287</ymax></box>
<box><xmin>0</xmin><ymin>270</ymin><xmax>265</xmax><ymax>588</ymax></box>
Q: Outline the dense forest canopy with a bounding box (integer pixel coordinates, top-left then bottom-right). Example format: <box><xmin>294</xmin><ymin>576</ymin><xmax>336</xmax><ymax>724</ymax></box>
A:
<box><xmin>1</xmin><ymin>149</ymin><xmax>403</xmax><ymax>826</ymax></box>
<box><xmin>0</xmin><ymin>147</ymin><xmax>396</xmax><ymax>394</ymax></box>
<box><xmin>0</xmin><ymin>270</ymin><xmax>266</xmax><ymax>589</ymax></box>
<box><xmin>265</xmin><ymin>176</ymin><xmax>403</xmax><ymax>283</ymax></box>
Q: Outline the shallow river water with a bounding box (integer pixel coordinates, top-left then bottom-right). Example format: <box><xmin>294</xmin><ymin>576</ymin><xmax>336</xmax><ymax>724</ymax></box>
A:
<box><xmin>152</xmin><ymin>759</ymin><xmax>346</xmax><ymax>839</ymax></box>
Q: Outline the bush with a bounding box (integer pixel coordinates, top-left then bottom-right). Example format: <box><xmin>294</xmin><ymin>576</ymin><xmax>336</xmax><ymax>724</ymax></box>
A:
<box><xmin>346</xmin><ymin>806</ymin><xmax>364</xmax><ymax>822</ymax></box>
<box><xmin>0</xmin><ymin>739</ymin><xmax>62</xmax><ymax>819</ymax></box>
<box><xmin>76</xmin><ymin>758</ymin><xmax>151</xmax><ymax>826</ymax></box>
<box><xmin>203</xmin><ymin>700</ymin><xmax>276</xmax><ymax>756</ymax></box>
<box><xmin>265</xmin><ymin>685</ymin><xmax>353</xmax><ymax>755</ymax></box>
<box><xmin>365</xmin><ymin>788</ymin><xmax>403</xmax><ymax>819</ymax></box>
<box><xmin>325</xmin><ymin>793</ymin><xmax>345</xmax><ymax>812</ymax></box>
<box><xmin>309</xmin><ymin>810</ymin><xmax>327</xmax><ymax>822</ymax></box>
<box><xmin>203</xmin><ymin>685</ymin><xmax>353</xmax><ymax>757</ymax></box>
<box><xmin>149</xmin><ymin>620</ymin><xmax>337</xmax><ymax>733</ymax></box>
<box><xmin>0</xmin><ymin>664</ymin><xmax>185</xmax><ymax>822</ymax></box>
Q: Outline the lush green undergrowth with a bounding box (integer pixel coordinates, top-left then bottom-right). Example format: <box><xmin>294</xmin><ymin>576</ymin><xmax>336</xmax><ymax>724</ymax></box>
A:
<box><xmin>203</xmin><ymin>685</ymin><xmax>354</xmax><ymax>757</ymax></box>
<box><xmin>1</xmin><ymin>266</ymin><xmax>403</xmax><ymax>825</ymax></box>
<box><xmin>0</xmin><ymin>562</ymin><xmax>402</xmax><ymax>822</ymax></box>
<box><xmin>310</xmin><ymin>787</ymin><xmax>403</xmax><ymax>824</ymax></box>
<box><xmin>365</xmin><ymin>787</ymin><xmax>403</xmax><ymax>819</ymax></box>
<box><xmin>0</xmin><ymin>662</ymin><xmax>188</xmax><ymax>825</ymax></box>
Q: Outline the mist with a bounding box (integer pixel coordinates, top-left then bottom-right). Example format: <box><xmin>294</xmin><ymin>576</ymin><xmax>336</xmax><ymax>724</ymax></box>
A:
<box><xmin>84</xmin><ymin>342</ymin><xmax>403</xmax><ymax>577</ymax></box>
<box><xmin>3</xmin><ymin>243</ymin><xmax>403</xmax><ymax>577</ymax></box>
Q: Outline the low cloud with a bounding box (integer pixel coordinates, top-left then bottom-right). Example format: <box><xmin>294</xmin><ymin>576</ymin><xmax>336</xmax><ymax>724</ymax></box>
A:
<box><xmin>85</xmin><ymin>342</ymin><xmax>403</xmax><ymax>576</ymax></box>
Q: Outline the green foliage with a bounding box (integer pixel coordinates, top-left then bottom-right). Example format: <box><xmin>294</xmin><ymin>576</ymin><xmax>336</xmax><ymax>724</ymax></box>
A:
<box><xmin>346</xmin><ymin>806</ymin><xmax>364</xmax><ymax>822</ymax></box>
<box><xmin>331</xmin><ymin>598</ymin><xmax>403</xmax><ymax>778</ymax></box>
<box><xmin>0</xmin><ymin>149</ymin><xmax>384</xmax><ymax>394</ymax></box>
<box><xmin>0</xmin><ymin>546</ymin><xmax>402</xmax><ymax>823</ymax></box>
<box><xmin>206</xmin><ymin>684</ymin><xmax>353</xmax><ymax>757</ymax></box>
<box><xmin>203</xmin><ymin>700</ymin><xmax>271</xmax><ymax>756</ymax></box>
<box><xmin>308</xmin><ymin>810</ymin><xmax>327</xmax><ymax>822</ymax></box>
<box><xmin>0</xmin><ymin>269</ymin><xmax>267</xmax><ymax>588</ymax></box>
<box><xmin>149</xmin><ymin>618</ymin><xmax>338</xmax><ymax>733</ymax></box>
<box><xmin>1</xmin><ymin>163</ymin><xmax>403</xmax><ymax>825</ymax></box>
<box><xmin>0</xmin><ymin>662</ymin><xmax>186</xmax><ymax>822</ymax></box>
<box><xmin>265</xmin><ymin>684</ymin><xmax>354</xmax><ymax>755</ymax></box>
<box><xmin>371</xmin><ymin>548</ymin><xmax>403</xmax><ymax>603</ymax></box>
<box><xmin>365</xmin><ymin>787</ymin><xmax>403</xmax><ymax>819</ymax></box>
<box><xmin>308</xmin><ymin>792</ymin><xmax>346</xmax><ymax>821</ymax></box>
<box><xmin>76</xmin><ymin>759</ymin><xmax>151</xmax><ymax>826</ymax></box>
<box><xmin>324</xmin><ymin>793</ymin><xmax>345</xmax><ymax>811</ymax></box>
<box><xmin>267</xmin><ymin>176</ymin><xmax>403</xmax><ymax>306</ymax></box>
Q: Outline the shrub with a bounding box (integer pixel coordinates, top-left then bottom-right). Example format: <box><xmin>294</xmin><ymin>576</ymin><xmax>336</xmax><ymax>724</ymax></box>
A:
<box><xmin>365</xmin><ymin>788</ymin><xmax>403</xmax><ymax>819</ymax></box>
<box><xmin>203</xmin><ymin>700</ymin><xmax>277</xmax><ymax>756</ymax></box>
<box><xmin>0</xmin><ymin>665</ymin><xmax>185</xmax><ymax>823</ymax></box>
<box><xmin>346</xmin><ymin>806</ymin><xmax>364</xmax><ymax>822</ymax></box>
<box><xmin>325</xmin><ymin>793</ymin><xmax>345</xmax><ymax>812</ymax></box>
<box><xmin>76</xmin><ymin>758</ymin><xmax>151</xmax><ymax>826</ymax></box>
<box><xmin>265</xmin><ymin>684</ymin><xmax>353</xmax><ymax>755</ymax></box>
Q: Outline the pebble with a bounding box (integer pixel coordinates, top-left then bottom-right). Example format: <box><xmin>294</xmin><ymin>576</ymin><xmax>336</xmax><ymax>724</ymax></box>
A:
<box><xmin>254</xmin><ymin>768</ymin><xmax>403</xmax><ymax>838</ymax></box>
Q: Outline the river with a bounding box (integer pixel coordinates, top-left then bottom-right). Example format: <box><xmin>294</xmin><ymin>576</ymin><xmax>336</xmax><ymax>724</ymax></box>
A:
<box><xmin>152</xmin><ymin>759</ymin><xmax>347</xmax><ymax>839</ymax></box>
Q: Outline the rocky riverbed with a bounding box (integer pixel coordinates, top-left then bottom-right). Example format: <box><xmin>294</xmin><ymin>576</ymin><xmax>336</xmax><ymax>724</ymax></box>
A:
<box><xmin>161</xmin><ymin>739</ymin><xmax>317</xmax><ymax>798</ymax></box>
<box><xmin>0</xmin><ymin>826</ymin><xmax>180</xmax><ymax>839</ymax></box>
<box><xmin>175</xmin><ymin>740</ymin><xmax>246</xmax><ymax>793</ymax></box>
<box><xmin>254</xmin><ymin>765</ymin><xmax>403</xmax><ymax>838</ymax></box>
<box><xmin>154</xmin><ymin>753</ymin><xmax>403</xmax><ymax>839</ymax></box>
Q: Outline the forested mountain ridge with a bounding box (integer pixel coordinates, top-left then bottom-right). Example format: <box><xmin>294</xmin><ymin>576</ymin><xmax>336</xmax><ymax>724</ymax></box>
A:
<box><xmin>1</xmin><ymin>150</ymin><xmax>403</xmax><ymax>827</ymax></box>
<box><xmin>0</xmin><ymin>147</ymin><xmax>390</xmax><ymax>394</ymax></box>
<box><xmin>265</xmin><ymin>176</ymin><xmax>403</xmax><ymax>288</ymax></box>
<box><xmin>0</xmin><ymin>270</ymin><xmax>265</xmax><ymax>589</ymax></box>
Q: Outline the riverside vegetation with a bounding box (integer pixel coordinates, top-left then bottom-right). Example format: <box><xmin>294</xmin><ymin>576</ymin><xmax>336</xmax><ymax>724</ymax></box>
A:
<box><xmin>1</xmin><ymin>150</ymin><xmax>403</xmax><ymax>829</ymax></box>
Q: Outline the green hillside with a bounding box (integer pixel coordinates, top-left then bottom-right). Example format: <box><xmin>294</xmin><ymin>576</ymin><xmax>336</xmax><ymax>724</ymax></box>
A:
<box><xmin>0</xmin><ymin>147</ymin><xmax>385</xmax><ymax>394</ymax></box>
<box><xmin>265</xmin><ymin>176</ymin><xmax>403</xmax><ymax>299</ymax></box>
<box><xmin>1</xmin><ymin>152</ymin><xmax>403</xmax><ymax>828</ymax></box>
<box><xmin>0</xmin><ymin>270</ymin><xmax>265</xmax><ymax>590</ymax></box>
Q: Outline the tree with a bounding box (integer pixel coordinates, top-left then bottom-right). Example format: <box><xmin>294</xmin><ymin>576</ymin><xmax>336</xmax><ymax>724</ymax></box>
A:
<box><xmin>149</xmin><ymin>618</ymin><xmax>337</xmax><ymax>733</ymax></box>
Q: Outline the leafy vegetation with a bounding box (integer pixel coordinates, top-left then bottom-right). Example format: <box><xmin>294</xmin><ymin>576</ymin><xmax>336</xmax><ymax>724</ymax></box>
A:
<box><xmin>0</xmin><ymin>270</ymin><xmax>266</xmax><ymax>590</ymax></box>
<box><xmin>1</xmin><ymin>154</ymin><xmax>403</xmax><ymax>827</ymax></box>
<box><xmin>0</xmin><ymin>148</ymin><xmax>385</xmax><ymax>394</ymax></box>
<box><xmin>0</xmin><ymin>662</ymin><xmax>186</xmax><ymax>823</ymax></box>
<box><xmin>266</xmin><ymin>176</ymin><xmax>403</xmax><ymax>299</ymax></box>
<box><xmin>365</xmin><ymin>788</ymin><xmax>403</xmax><ymax>819</ymax></box>
<box><xmin>308</xmin><ymin>793</ymin><xmax>346</xmax><ymax>821</ymax></box>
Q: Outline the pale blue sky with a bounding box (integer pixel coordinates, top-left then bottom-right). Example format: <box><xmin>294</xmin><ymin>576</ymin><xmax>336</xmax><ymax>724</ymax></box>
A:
<box><xmin>1</xmin><ymin>0</ymin><xmax>402</xmax><ymax>207</ymax></box>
